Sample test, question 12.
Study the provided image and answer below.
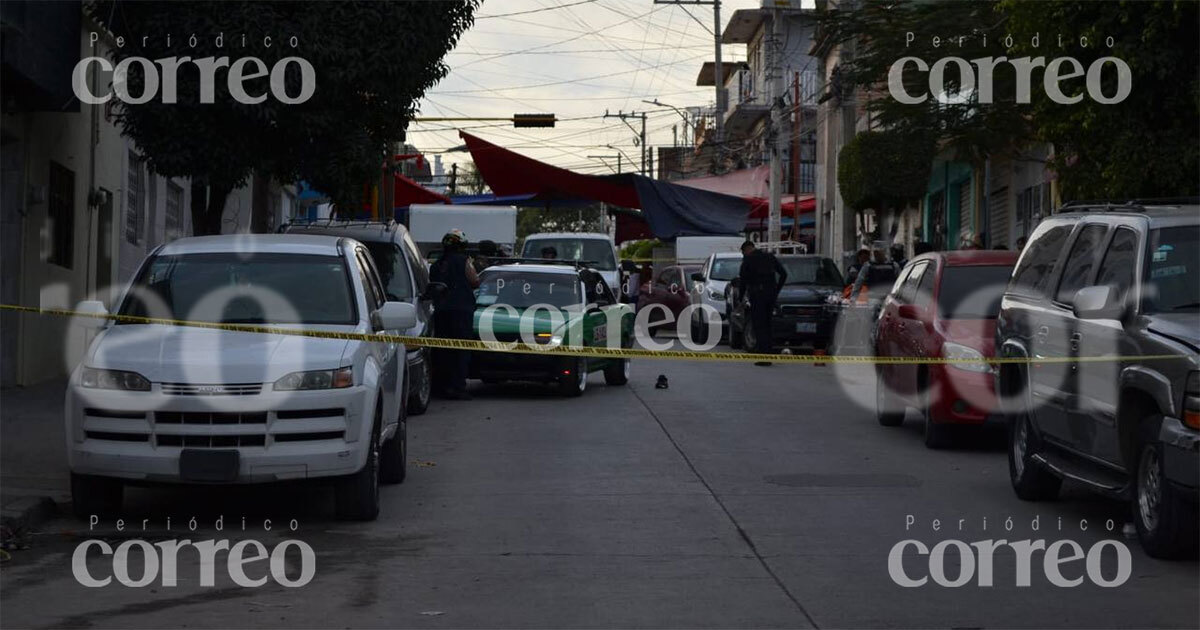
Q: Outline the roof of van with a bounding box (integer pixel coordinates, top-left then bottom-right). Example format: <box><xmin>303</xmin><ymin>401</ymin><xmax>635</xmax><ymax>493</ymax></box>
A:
<box><xmin>523</xmin><ymin>233</ymin><xmax>612</xmax><ymax>240</ymax></box>
<box><xmin>282</xmin><ymin>220</ymin><xmax>408</xmax><ymax>244</ymax></box>
<box><xmin>157</xmin><ymin>234</ymin><xmax>345</xmax><ymax>256</ymax></box>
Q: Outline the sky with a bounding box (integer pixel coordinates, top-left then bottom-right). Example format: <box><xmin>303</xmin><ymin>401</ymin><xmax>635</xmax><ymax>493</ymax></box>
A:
<box><xmin>413</xmin><ymin>0</ymin><xmax>767</xmax><ymax>176</ymax></box>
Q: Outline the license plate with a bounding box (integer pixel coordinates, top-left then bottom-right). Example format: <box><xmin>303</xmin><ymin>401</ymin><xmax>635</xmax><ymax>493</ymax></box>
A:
<box><xmin>179</xmin><ymin>449</ymin><xmax>240</xmax><ymax>482</ymax></box>
<box><xmin>796</xmin><ymin>322</ymin><xmax>817</xmax><ymax>333</ymax></box>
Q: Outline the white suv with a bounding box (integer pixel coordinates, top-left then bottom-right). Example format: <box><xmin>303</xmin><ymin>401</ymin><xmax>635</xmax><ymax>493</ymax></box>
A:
<box><xmin>687</xmin><ymin>252</ymin><xmax>742</xmax><ymax>340</ymax></box>
<box><xmin>66</xmin><ymin>235</ymin><xmax>416</xmax><ymax>521</ymax></box>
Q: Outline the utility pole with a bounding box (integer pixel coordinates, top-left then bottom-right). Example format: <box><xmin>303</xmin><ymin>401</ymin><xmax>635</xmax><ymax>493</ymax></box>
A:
<box><xmin>767</xmin><ymin>6</ymin><xmax>785</xmax><ymax>242</ymax></box>
<box><xmin>603</xmin><ymin>110</ymin><xmax>647</xmax><ymax>175</ymax></box>
<box><xmin>448</xmin><ymin>163</ymin><xmax>458</xmax><ymax>196</ymax></box>
<box><xmin>792</xmin><ymin>71</ymin><xmax>801</xmax><ymax>241</ymax></box>
<box><xmin>653</xmin><ymin>1</ymin><xmax>723</xmax><ymax>157</ymax></box>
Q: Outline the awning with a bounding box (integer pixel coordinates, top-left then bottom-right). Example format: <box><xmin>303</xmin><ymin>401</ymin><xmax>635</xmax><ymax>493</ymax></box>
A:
<box><xmin>394</xmin><ymin>173</ymin><xmax>450</xmax><ymax>206</ymax></box>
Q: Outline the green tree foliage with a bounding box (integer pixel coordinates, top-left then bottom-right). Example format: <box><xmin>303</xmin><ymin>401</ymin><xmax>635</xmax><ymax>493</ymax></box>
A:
<box><xmin>90</xmin><ymin>0</ymin><xmax>478</xmax><ymax>234</ymax></box>
<box><xmin>516</xmin><ymin>204</ymin><xmax>606</xmax><ymax>240</ymax></box>
<box><xmin>819</xmin><ymin>0</ymin><xmax>1199</xmax><ymax>199</ymax></box>
<box><xmin>837</xmin><ymin>129</ymin><xmax>936</xmax><ymax>212</ymax></box>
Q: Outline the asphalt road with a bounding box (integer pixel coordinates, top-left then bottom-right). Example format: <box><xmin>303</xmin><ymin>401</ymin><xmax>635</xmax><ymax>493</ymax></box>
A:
<box><xmin>2</xmin><ymin>338</ymin><xmax>1197</xmax><ymax>629</ymax></box>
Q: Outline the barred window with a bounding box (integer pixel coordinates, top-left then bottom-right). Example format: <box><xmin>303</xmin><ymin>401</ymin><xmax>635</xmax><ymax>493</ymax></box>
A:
<box><xmin>125</xmin><ymin>151</ymin><xmax>145</xmax><ymax>244</ymax></box>
<box><xmin>165</xmin><ymin>182</ymin><xmax>183</xmax><ymax>241</ymax></box>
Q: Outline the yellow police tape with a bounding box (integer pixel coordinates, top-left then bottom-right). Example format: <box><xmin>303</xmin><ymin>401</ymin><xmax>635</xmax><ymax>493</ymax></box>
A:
<box><xmin>0</xmin><ymin>303</ymin><xmax>1185</xmax><ymax>366</ymax></box>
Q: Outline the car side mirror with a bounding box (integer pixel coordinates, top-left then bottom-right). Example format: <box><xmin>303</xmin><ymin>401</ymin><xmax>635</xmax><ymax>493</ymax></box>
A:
<box><xmin>690</xmin><ymin>272</ymin><xmax>705</xmax><ymax>282</ymax></box>
<box><xmin>1072</xmin><ymin>285</ymin><xmax>1124</xmax><ymax>320</ymax></box>
<box><xmin>374</xmin><ymin>302</ymin><xmax>417</xmax><ymax>331</ymax></box>
<box><xmin>421</xmin><ymin>282</ymin><xmax>448</xmax><ymax>301</ymax></box>
<box><xmin>74</xmin><ymin>300</ymin><xmax>110</xmax><ymax>328</ymax></box>
<box><xmin>897</xmin><ymin>304</ymin><xmax>926</xmax><ymax>320</ymax></box>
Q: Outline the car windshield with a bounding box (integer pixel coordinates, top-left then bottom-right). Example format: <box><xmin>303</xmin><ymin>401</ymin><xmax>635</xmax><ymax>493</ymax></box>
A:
<box><xmin>476</xmin><ymin>270</ymin><xmax>581</xmax><ymax>309</ymax></box>
<box><xmin>522</xmin><ymin>238</ymin><xmax>616</xmax><ymax>270</ymax></box>
<box><xmin>118</xmin><ymin>253</ymin><xmax>357</xmax><ymax>325</ymax></box>
<box><xmin>1144</xmin><ymin>226</ymin><xmax>1200</xmax><ymax>312</ymax></box>
<box><xmin>781</xmin><ymin>257</ymin><xmax>844</xmax><ymax>286</ymax></box>
<box><xmin>709</xmin><ymin>258</ymin><xmax>742</xmax><ymax>281</ymax></box>
<box><xmin>937</xmin><ymin>265</ymin><xmax>1013</xmax><ymax>319</ymax></box>
<box><xmin>363</xmin><ymin>242</ymin><xmax>413</xmax><ymax>300</ymax></box>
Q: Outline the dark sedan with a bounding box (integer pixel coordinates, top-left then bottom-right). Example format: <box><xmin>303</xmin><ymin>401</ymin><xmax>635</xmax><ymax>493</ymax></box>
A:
<box><xmin>728</xmin><ymin>255</ymin><xmax>843</xmax><ymax>351</ymax></box>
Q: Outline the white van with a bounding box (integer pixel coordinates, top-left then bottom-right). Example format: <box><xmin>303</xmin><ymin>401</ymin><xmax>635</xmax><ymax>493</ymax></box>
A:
<box><xmin>675</xmin><ymin>235</ymin><xmax>745</xmax><ymax>266</ymax></box>
<box><xmin>521</xmin><ymin>233</ymin><xmax>620</xmax><ymax>293</ymax></box>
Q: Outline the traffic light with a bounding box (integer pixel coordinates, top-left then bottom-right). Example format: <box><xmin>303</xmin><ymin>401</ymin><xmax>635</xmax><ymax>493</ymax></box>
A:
<box><xmin>512</xmin><ymin>114</ymin><xmax>556</xmax><ymax>128</ymax></box>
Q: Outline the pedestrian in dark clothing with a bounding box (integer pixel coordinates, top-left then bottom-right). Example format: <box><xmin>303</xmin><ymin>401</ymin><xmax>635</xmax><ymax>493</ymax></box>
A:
<box><xmin>846</xmin><ymin>248</ymin><xmax>870</xmax><ymax>281</ymax></box>
<box><xmin>913</xmin><ymin>241</ymin><xmax>935</xmax><ymax>256</ymax></box>
<box><xmin>738</xmin><ymin>240</ymin><xmax>787</xmax><ymax>366</ymax></box>
<box><xmin>429</xmin><ymin>229</ymin><xmax>480</xmax><ymax>400</ymax></box>
<box><xmin>474</xmin><ymin>239</ymin><xmax>499</xmax><ymax>273</ymax></box>
<box><xmin>890</xmin><ymin>243</ymin><xmax>908</xmax><ymax>269</ymax></box>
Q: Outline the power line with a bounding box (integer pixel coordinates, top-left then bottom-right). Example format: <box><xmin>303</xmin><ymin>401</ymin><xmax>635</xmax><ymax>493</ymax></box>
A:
<box><xmin>475</xmin><ymin>0</ymin><xmax>599</xmax><ymax>20</ymax></box>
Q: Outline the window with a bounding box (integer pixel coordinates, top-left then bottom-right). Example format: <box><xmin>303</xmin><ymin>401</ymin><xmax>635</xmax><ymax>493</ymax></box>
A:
<box><xmin>364</xmin><ymin>242</ymin><xmax>413</xmax><ymax>301</ymax></box>
<box><xmin>1143</xmin><ymin>226</ymin><xmax>1199</xmax><ymax>314</ymax></box>
<box><xmin>476</xmin><ymin>271</ymin><xmax>581</xmax><ymax>309</ymax></box>
<box><xmin>582</xmin><ymin>270</ymin><xmax>615</xmax><ymax>306</ymax></box>
<box><xmin>915</xmin><ymin>263</ymin><xmax>937</xmax><ymax>306</ymax></box>
<box><xmin>119</xmin><ymin>253</ymin><xmax>356</xmax><ymax>325</ymax></box>
<box><xmin>47</xmin><ymin>161</ymin><xmax>75</xmax><ymax>269</ymax></box>
<box><xmin>938</xmin><ymin>265</ymin><xmax>1014</xmax><ymax>319</ymax></box>
<box><xmin>165</xmin><ymin>182</ymin><xmax>183</xmax><ymax>241</ymax></box>
<box><xmin>1055</xmin><ymin>224</ymin><xmax>1108</xmax><ymax>304</ymax></box>
<box><xmin>145</xmin><ymin>175</ymin><xmax>158</xmax><ymax>247</ymax></box>
<box><xmin>355</xmin><ymin>249</ymin><xmax>385</xmax><ymax>310</ymax></box>
<box><xmin>1011</xmin><ymin>223</ymin><xmax>1070</xmax><ymax>296</ymax></box>
<box><xmin>889</xmin><ymin>264</ymin><xmax>914</xmax><ymax>299</ymax></box>
<box><xmin>1095</xmin><ymin>228</ymin><xmax>1138</xmax><ymax>307</ymax></box>
<box><xmin>780</xmin><ymin>257</ymin><xmax>844</xmax><ymax>286</ymax></box>
<box><xmin>401</xmin><ymin>232</ymin><xmax>429</xmax><ymax>292</ymax></box>
<box><xmin>125</xmin><ymin>151</ymin><xmax>145</xmax><ymax>244</ymax></box>
<box><xmin>656</xmin><ymin>268</ymin><xmax>676</xmax><ymax>286</ymax></box>
<box><xmin>898</xmin><ymin>262</ymin><xmax>928</xmax><ymax>303</ymax></box>
<box><xmin>709</xmin><ymin>257</ymin><xmax>742</xmax><ymax>281</ymax></box>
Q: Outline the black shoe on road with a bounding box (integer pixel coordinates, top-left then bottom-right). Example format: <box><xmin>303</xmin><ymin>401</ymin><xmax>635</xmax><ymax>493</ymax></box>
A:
<box><xmin>754</xmin><ymin>361</ymin><xmax>773</xmax><ymax>367</ymax></box>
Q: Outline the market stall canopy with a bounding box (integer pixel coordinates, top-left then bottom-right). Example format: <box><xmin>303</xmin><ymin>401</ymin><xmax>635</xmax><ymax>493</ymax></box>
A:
<box><xmin>394</xmin><ymin>172</ymin><xmax>450</xmax><ymax>206</ymax></box>
<box><xmin>460</xmin><ymin>131</ymin><xmax>752</xmax><ymax>237</ymax></box>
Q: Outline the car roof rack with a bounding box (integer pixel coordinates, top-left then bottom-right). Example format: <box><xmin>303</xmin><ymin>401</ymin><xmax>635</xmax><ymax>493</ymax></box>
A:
<box><xmin>278</xmin><ymin>217</ymin><xmax>397</xmax><ymax>233</ymax></box>
<box><xmin>1057</xmin><ymin>197</ymin><xmax>1199</xmax><ymax>213</ymax></box>
<box><xmin>754</xmin><ymin>240</ymin><xmax>809</xmax><ymax>254</ymax></box>
<box><xmin>496</xmin><ymin>257</ymin><xmax>598</xmax><ymax>269</ymax></box>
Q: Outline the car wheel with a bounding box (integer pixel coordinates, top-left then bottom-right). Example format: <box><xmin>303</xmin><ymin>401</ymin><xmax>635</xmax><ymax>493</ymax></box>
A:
<box><xmin>380</xmin><ymin>403</ymin><xmax>407</xmax><ymax>485</ymax></box>
<box><xmin>1007</xmin><ymin>410</ymin><xmax>1062</xmax><ymax>501</ymax></box>
<box><xmin>335</xmin><ymin>403</ymin><xmax>382</xmax><ymax>521</ymax></box>
<box><xmin>604</xmin><ymin>354</ymin><xmax>630</xmax><ymax>386</ymax></box>
<box><xmin>922</xmin><ymin>404</ymin><xmax>952</xmax><ymax>449</ymax></box>
<box><xmin>728</xmin><ymin>313</ymin><xmax>743</xmax><ymax>350</ymax></box>
<box><xmin>71</xmin><ymin>473</ymin><xmax>123</xmax><ymax>519</ymax></box>
<box><xmin>408</xmin><ymin>353</ymin><xmax>431</xmax><ymax>416</ymax></box>
<box><xmin>1133</xmin><ymin>417</ymin><xmax>1199</xmax><ymax>559</ymax></box>
<box><xmin>558</xmin><ymin>356</ymin><xmax>587</xmax><ymax>397</ymax></box>
<box><xmin>875</xmin><ymin>366</ymin><xmax>905</xmax><ymax>427</ymax></box>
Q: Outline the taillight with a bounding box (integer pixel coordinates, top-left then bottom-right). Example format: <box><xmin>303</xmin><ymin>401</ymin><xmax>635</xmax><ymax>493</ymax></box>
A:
<box><xmin>1184</xmin><ymin>371</ymin><xmax>1199</xmax><ymax>430</ymax></box>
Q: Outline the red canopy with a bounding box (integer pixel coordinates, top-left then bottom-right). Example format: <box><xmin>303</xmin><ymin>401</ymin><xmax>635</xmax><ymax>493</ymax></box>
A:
<box><xmin>460</xmin><ymin>132</ymin><xmax>639</xmax><ymax>207</ymax></box>
<box><xmin>748</xmin><ymin>194</ymin><xmax>815</xmax><ymax>219</ymax></box>
<box><xmin>394</xmin><ymin>172</ymin><xmax>450</xmax><ymax>206</ymax></box>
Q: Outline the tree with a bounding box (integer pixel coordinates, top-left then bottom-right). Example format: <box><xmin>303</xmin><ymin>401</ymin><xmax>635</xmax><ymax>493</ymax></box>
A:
<box><xmin>90</xmin><ymin>0</ymin><xmax>479</xmax><ymax>234</ymax></box>
<box><xmin>516</xmin><ymin>204</ymin><xmax>606</xmax><ymax>239</ymax></box>
<box><xmin>837</xmin><ymin>129</ymin><xmax>936</xmax><ymax>214</ymax></box>
<box><xmin>818</xmin><ymin>0</ymin><xmax>1199</xmax><ymax>199</ymax></box>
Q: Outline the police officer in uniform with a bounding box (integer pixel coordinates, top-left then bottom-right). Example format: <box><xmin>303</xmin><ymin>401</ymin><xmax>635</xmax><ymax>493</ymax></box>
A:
<box><xmin>738</xmin><ymin>240</ymin><xmax>787</xmax><ymax>366</ymax></box>
<box><xmin>429</xmin><ymin>229</ymin><xmax>480</xmax><ymax>400</ymax></box>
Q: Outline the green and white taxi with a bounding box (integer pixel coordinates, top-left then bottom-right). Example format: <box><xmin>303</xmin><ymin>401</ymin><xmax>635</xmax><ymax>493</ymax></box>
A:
<box><xmin>470</xmin><ymin>263</ymin><xmax>634</xmax><ymax>396</ymax></box>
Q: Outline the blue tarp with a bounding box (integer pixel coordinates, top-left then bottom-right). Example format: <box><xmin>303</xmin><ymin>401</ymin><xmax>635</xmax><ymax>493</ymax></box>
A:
<box><xmin>631</xmin><ymin>176</ymin><xmax>750</xmax><ymax>237</ymax></box>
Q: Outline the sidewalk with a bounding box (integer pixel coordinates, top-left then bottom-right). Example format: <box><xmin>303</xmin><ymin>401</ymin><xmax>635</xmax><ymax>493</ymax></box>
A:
<box><xmin>1</xmin><ymin>379</ymin><xmax>69</xmax><ymax>532</ymax></box>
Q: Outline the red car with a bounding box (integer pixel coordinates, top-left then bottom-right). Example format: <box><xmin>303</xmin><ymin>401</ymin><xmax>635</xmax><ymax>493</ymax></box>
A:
<box><xmin>638</xmin><ymin>264</ymin><xmax>701</xmax><ymax>335</ymax></box>
<box><xmin>874</xmin><ymin>250</ymin><xmax>1019</xmax><ymax>448</ymax></box>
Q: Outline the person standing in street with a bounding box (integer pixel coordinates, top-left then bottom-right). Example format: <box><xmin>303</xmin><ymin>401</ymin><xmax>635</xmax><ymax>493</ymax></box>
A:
<box><xmin>429</xmin><ymin>229</ymin><xmax>480</xmax><ymax>400</ymax></box>
<box><xmin>738</xmin><ymin>240</ymin><xmax>787</xmax><ymax>366</ymax></box>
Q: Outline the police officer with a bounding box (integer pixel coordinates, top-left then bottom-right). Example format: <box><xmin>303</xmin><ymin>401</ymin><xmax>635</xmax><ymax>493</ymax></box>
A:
<box><xmin>738</xmin><ymin>240</ymin><xmax>787</xmax><ymax>366</ymax></box>
<box><xmin>429</xmin><ymin>229</ymin><xmax>480</xmax><ymax>400</ymax></box>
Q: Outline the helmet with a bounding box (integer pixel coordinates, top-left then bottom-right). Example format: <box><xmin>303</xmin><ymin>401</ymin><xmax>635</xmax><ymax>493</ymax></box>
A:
<box><xmin>441</xmin><ymin>229</ymin><xmax>468</xmax><ymax>247</ymax></box>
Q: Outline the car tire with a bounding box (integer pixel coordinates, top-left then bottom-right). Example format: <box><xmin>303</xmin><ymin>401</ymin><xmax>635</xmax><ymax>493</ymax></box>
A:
<box><xmin>922</xmin><ymin>404</ymin><xmax>952</xmax><ymax>449</ymax></box>
<box><xmin>1007</xmin><ymin>410</ymin><xmax>1062</xmax><ymax>501</ymax></box>
<box><xmin>71</xmin><ymin>473</ymin><xmax>123</xmax><ymax>519</ymax></box>
<box><xmin>380</xmin><ymin>402</ymin><xmax>407</xmax><ymax>485</ymax></box>
<box><xmin>1132</xmin><ymin>416</ymin><xmax>1199</xmax><ymax>559</ymax></box>
<box><xmin>729</xmin><ymin>316</ymin><xmax>743</xmax><ymax>350</ymax></box>
<box><xmin>558</xmin><ymin>356</ymin><xmax>587</xmax><ymax>397</ymax></box>
<box><xmin>604</xmin><ymin>355</ymin><xmax>630</xmax><ymax>386</ymax></box>
<box><xmin>875</xmin><ymin>367</ymin><xmax>905</xmax><ymax>427</ymax></box>
<box><xmin>407</xmin><ymin>353</ymin><xmax>431</xmax><ymax>416</ymax></box>
<box><xmin>335</xmin><ymin>403</ymin><xmax>382</xmax><ymax>521</ymax></box>
<box><xmin>743</xmin><ymin>317</ymin><xmax>758</xmax><ymax>353</ymax></box>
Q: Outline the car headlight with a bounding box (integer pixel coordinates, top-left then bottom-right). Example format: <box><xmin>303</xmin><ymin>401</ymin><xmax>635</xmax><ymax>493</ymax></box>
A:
<box><xmin>708</xmin><ymin>289</ymin><xmax>725</xmax><ymax>301</ymax></box>
<box><xmin>80</xmin><ymin>367</ymin><xmax>151</xmax><ymax>391</ymax></box>
<box><xmin>943</xmin><ymin>342</ymin><xmax>991</xmax><ymax>373</ymax></box>
<box><xmin>274</xmin><ymin>366</ymin><xmax>353</xmax><ymax>391</ymax></box>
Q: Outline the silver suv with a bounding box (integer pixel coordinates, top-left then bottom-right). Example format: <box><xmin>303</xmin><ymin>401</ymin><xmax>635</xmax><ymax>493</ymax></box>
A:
<box><xmin>283</xmin><ymin>220</ymin><xmax>435</xmax><ymax>415</ymax></box>
<box><xmin>995</xmin><ymin>200</ymin><xmax>1199</xmax><ymax>558</ymax></box>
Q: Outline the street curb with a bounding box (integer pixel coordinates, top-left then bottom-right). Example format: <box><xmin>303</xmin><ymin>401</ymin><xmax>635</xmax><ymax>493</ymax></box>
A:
<box><xmin>1</xmin><ymin>495</ymin><xmax>58</xmax><ymax>535</ymax></box>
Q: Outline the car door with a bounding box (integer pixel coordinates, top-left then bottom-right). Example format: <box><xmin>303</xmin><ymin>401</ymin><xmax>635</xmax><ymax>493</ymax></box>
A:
<box><xmin>894</xmin><ymin>261</ymin><xmax>932</xmax><ymax>402</ymax></box>
<box><xmin>355</xmin><ymin>248</ymin><xmax>400</xmax><ymax>425</ymax></box>
<box><xmin>1039</xmin><ymin>222</ymin><xmax>1109</xmax><ymax>449</ymax></box>
<box><xmin>876</xmin><ymin>262</ymin><xmax>916</xmax><ymax>386</ymax></box>
<box><xmin>1075</xmin><ymin>224</ymin><xmax>1139</xmax><ymax>465</ymax></box>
